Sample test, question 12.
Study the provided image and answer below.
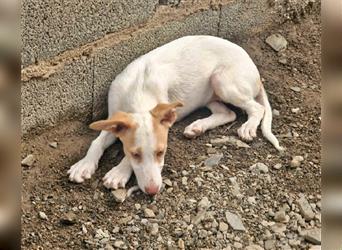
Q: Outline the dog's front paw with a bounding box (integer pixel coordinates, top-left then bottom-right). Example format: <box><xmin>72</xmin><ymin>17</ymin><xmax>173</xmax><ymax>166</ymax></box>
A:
<box><xmin>183</xmin><ymin>121</ymin><xmax>204</xmax><ymax>138</ymax></box>
<box><xmin>67</xmin><ymin>158</ymin><xmax>97</xmax><ymax>183</ymax></box>
<box><xmin>103</xmin><ymin>166</ymin><xmax>133</xmax><ymax>189</ymax></box>
<box><xmin>237</xmin><ymin>121</ymin><xmax>257</xmax><ymax>141</ymax></box>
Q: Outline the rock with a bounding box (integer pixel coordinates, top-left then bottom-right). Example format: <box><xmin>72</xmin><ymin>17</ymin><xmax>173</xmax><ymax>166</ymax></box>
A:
<box><xmin>210</xmin><ymin>136</ymin><xmax>250</xmax><ymax>148</ymax></box>
<box><xmin>113</xmin><ymin>240</ymin><xmax>126</xmax><ymax>249</ymax></box>
<box><xmin>250</xmin><ymin>163</ymin><xmax>269</xmax><ymax>173</ymax></box>
<box><xmin>219</xmin><ymin>222</ymin><xmax>229</xmax><ymax>232</ymax></box>
<box><xmin>178</xmin><ymin>238</ymin><xmax>185</xmax><ymax>249</ymax></box>
<box><xmin>60</xmin><ymin>211</ymin><xmax>77</xmax><ymax>225</ymax></box>
<box><xmin>134</xmin><ymin>203</ymin><xmax>141</xmax><ymax>210</ymax></box>
<box><xmin>104</xmin><ymin>244</ymin><xmax>114</xmax><ymax>250</ymax></box>
<box><xmin>192</xmin><ymin>210</ymin><xmax>206</xmax><ymax>225</ymax></box>
<box><xmin>272</xmin><ymin>109</ymin><xmax>280</xmax><ymax>116</ymax></box>
<box><xmin>291</xmin><ymin>108</ymin><xmax>300</xmax><ymax>113</ymax></box>
<box><xmin>49</xmin><ymin>141</ymin><xmax>58</xmax><ymax>148</ymax></box>
<box><xmin>273</xmin><ymin>163</ymin><xmax>282</xmax><ymax>170</ymax></box>
<box><xmin>264</xmin><ymin>239</ymin><xmax>276</xmax><ymax>250</ymax></box>
<box><xmin>234</xmin><ymin>242</ymin><xmax>243</xmax><ymax>249</ymax></box>
<box><xmin>271</xmin><ymin>223</ymin><xmax>286</xmax><ymax>234</ymax></box>
<box><xmin>207</xmin><ymin>147</ymin><xmax>217</xmax><ymax>154</ymax></box>
<box><xmin>163</xmin><ymin>179</ymin><xmax>172</xmax><ymax>187</ymax></box>
<box><xmin>38</xmin><ymin>211</ymin><xmax>48</xmax><ymax>220</ymax></box>
<box><xmin>290</xmin><ymin>156</ymin><xmax>304</xmax><ymax>168</ymax></box>
<box><xmin>303</xmin><ymin>228</ymin><xmax>321</xmax><ymax>244</ymax></box>
<box><xmin>21</xmin><ymin>154</ymin><xmax>35</xmax><ymax>167</ymax></box>
<box><xmin>111</xmin><ymin>189</ymin><xmax>127</xmax><ymax>203</ymax></box>
<box><xmin>181</xmin><ymin>176</ymin><xmax>188</xmax><ymax>185</ymax></box>
<box><xmin>150</xmin><ymin>223</ymin><xmax>159</xmax><ymax>235</ymax></box>
<box><xmin>246</xmin><ymin>245</ymin><xmax>264</xmax><ymax>250</ymax></box>
<box><xmin>247</xmin><ymin>196</ymin><xmax>256</xmax><ymax>205</ymax></box>
<box><xmin>225</xmin><ymin>211</ymin><xmax>245</xmax><ymax>231</ymax></box>
<box><xmin>204</xmin><ymin>154</ymin><xmax>223</xmax><ymax>167</ymax></box>
<box><xmin>144</xmin><ymin>208</ymin><xmax>155</xmax><ymax>218</ymax></box>
<box><xmin>297</xmin><ymin>195</ymin><xmax>315</xmax><ymax>220</ymax></box>
<box><xmin>278</xmin><ymin>58</ymin><xmax>287</xmax><ymax>64</ymax></box>
<box><xmin>266</xmin><ymin>34</ymin><xmax>288</xmax><ymax>51</ymax></box>
<box><xmin>290</xmin><ymin>86</ymin><xmax>301</xmax><ymax>92</ymax></box>
<box><xmin>308</xmin><ymin>246</ymin><xmax>321</xmax><ymax>250</ymax></box>
<box><xmin>274</xmin><ymin>210</ymin><xmax>287</xmax><ymax>223</ymax></box>
<box><xmin>198</xmin><ymin>197</ymin><xmax>210</xmax><ymax>211</ymax></box>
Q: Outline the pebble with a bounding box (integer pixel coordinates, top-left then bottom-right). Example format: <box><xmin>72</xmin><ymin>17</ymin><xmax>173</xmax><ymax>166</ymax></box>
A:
<box><xmin>278</xmin><ymin>58</ymin><xmax>287</xmax><ymax>64</ymax></box>
<box><xmin>134</xmin><ymin>203</ymin><xmax>141</xmax><ymax>210</ymax></box>
<box><xmin>204</xmin><ymin>154</ymin><xmax>223</xmax><ymax>167</ymax></box>
<box><xmin>144</xmin><ymin>208</ymin><xmax>155</xmax><ymax>218</ymax></box>
<box><xmin>303</xmin><ymin>228</ymin><xmax>321</xmax><ymax>244</ymax></box>
<box><xmin>207</xmin><ymin>147</ymin><xmax>217</xmax><ymax>154</ymax></box>
<box><xmin>178</xmin><ymin>239</ymin><xmax>185</xmax><ymax>249</ymax></box>
<box><xmin>60</xmin><ymin>211</ymin><xmax>77</xmax><ymax>225</ymax></box>
<box><xmin>250</xmin><ymin>162</ymin><xmax>269</xmax><ymax>173</ymax></box>
<box><xmin>210</xmin><ymin>136</ymin><xmax>250</xmax><ymax>148</ymax></box>
<box><xmin>290</xmin><ymin>155</ymin><xmax>304</xmax><ymax>168</ymax></box>
<box><xmin>198</xmin><ymin>197</ymin><xmax>210</xmax><ymax>211</ymax></box>
<box><xmin>264</xmin><ymin>239</ymin><xmax>276</xmax><ymax>250</ymax></box>
<box><xmin>265</xmin><ymin>34</ymin><xmax>288</xmax><ymax>51</ymax></box>
<box><xmin>271</xmin><ymin>223</ymin><xmax>286</xmax><ymax>234</ymax></box>
<box><xmin>104</xmin><ymin>244</ymin><xmax>114</xmax><ymax>250</ymax></box>
<box><xmin>163</xmin><ymin>179</ymin><xmax>172</xmax><ymax>187</ymax></box>
<box><xmin>233</xmin><ymin>242</ymin><xmax>243</xmax><ymax>249</ymax></box>
<box><xmin>111</xmin><ymin>189</ymin><xmax>127</xmax><ymax>203</ymax></box>
<box><xmin>225</xmin><ymin>211</ymin><xmax>245</xmax><ymax>231</ymax></box>
<box><xmin>113</xmin><ymin>240</ymin><xmax>126</xmax><ymax>249</ymax></box>
<box><xmin>219</xmin><ymin>222</ymin><xmax>229</xmax><ymax>232</ymax></box>
<box><xmin>308</xmin><ymin>246</ymin><xmax>321</xmax><ymax>250</ymax></box>
<box><xmin>273</xmin><ymin>163</ymin><xmax>282</xmax><ymax>170</ymax></box>
<box><xmin>21</xmin><ymin>154</ymin><xmax>35</xmax><ymax>167</ymax></box>
<box><xmin>246</xmin><ymin>245</ymin><xmax>264</xmax><ymax>250</ymax></box>
<box><xmin>291</xmin><ymin>108</ymin><xmax>300</xmax><ymax>113</ymax></box>
<box><xmin>150</xmin><ymin>223</ymin><xmax>159</xmax><ymax>235</ymax></box>
<box><xmin>38</xmin><ymin>211</ymin><xmax>48</xmax><ymax>220</ymax></box>
<box><xmin>297</xmin><ymin>195</ymin><xmax>315</xmax><ymax>220</ymax></box>
<box><xmin>272</xmin><ymin>109</ymin><xmax>280</xmax><ymax>116</ymax></box>
<box><xmin>274</xmin><ymin>210</ymin><xmax>287</xmax><ymax>223</ymax></box>
<box><xmin>49</xmin><ymin>141</ymin><xmax>58</xmax><ymax>148</ymax></box>
<box><xmin>290</xmin><ymin>86</ymin><xmax>301</xmax><ymax>92</ymax></box>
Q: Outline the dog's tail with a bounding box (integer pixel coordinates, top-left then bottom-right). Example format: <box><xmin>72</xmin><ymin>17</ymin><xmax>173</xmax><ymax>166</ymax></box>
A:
<box><xmin>256</xmin><ymin>83</ymin><xmax>284</xmax><ymax>151</ymax></box>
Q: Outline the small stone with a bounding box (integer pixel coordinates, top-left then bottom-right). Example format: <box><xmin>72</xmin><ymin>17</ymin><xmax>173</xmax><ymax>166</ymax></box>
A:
<box><xmin>273</xmin><ymin>163</ymin><xmax>282</xmax><ymax>170</ymax></box>
<box><xmin>104</xmin><ymin>244</ymin><xmax>114</xmax><ymax>250</ymax></box>
<box><xmin>246</xmin><ymin>245</ymin><xmax>264</xmax><ymax>250</ymax></box>
<box><xmin>250</xmin><ymin>163</ymin><xmax>269</xmax><ymax>173</ymax></box>
<box><xmin>111</xmin><ymin>191</ymin><xmax>128</xmax><ymax>204</ymax></box>
<box><xmin>291</xmin><ymin>108</ymin><xmax>300</xmax><ymax>113</ymax></box>
<box><xmin>210</xmin><ymin>136</ymin><xmax>250</xmax><ymax>148</ymax></box>
<box><xmin>219</xmin><ymin>222</ymin><xmax>229</xmax><ymax>232</ymax></box>
<box><xmin>113</xmin><ymin>240</ymin><xmax>126</xmax><ymax>249</ymax></box>
<box><xmin>49</xmin><ymin>142</ymin><xmax>58</xmax><ymax>148</ymax></box>
<box><xmin>264</xmin><ymin>239</ymin><xmax>276</xmax><ymax>250</ymax></box>
<box><xmin>198</xmin><ymin>197</ymin><xmax>210</xmax><ymax>210</ymax></box>
<box><xmin>207</xmin><ymin>147</ymin><xmax>217</xmax><ymax>154</ymax></box>
<box><xmin>38</xmin><ymin>211</ymin><xmax>48</xmax><ymax>220</ymax></box>
<box><xmin>204</xmin><ymin>154</ymin><xmax>223</xmax><ymax>167</ymax></box>
<box><xmin>182</xmin><ymin>177</ymin><xmax>188</xmax><ymax>185</ymax></box>
<box><xmin>308</xmin><ymin>246</ymin><xmax>321</xmax><ymax>250</ymax></box>
<box><xmin>144</xmin><ymin>208</ymin><xmax>155</xmax><ymax>218</ymax></box>
<box><xmin>225</xmin><ymin>211</ymin><xmax>245</xmax><ymax>231</ymax></box>
<box><xmin>278</xmin><ymin>58</ymin><xmax>287</xmax><ymax>64</ymax></box>
<box><xmin>290</xmin><ymin>155</ymin><xmax>304</xmax><ymax>168</ymax></box>
<box><xmin>60</xmin><ymin>211</ymin><xmax>77</xmax><ymax>225</ymax></box>
<box><xmin>297</xmin><ymin>195</ymin><xmax>315</xmax><ymax>220</ymax></box>
<box><xmin>274</xmin><ymin>210</ymin><xmax>287</xmax><ymax>223</ymax></box>
<box><xmin>82</xmin><ymin>224</ymin><xmax>88</xmax><ymax>234</ymax></box>
<box><xmin>272</xmin><ymin>109</ymin><xmax>280</xmax><ymax>116</ymax></box>
<box><xmin>233</xmin><ymin>242</ymin><xmax>243</xmax><ymax>249</ymax></box>
<box><xmin>304</xmin><ymin>228</ymin><xmax>321</xmax><ymax>244</ymax></box>
<box><xmin>178</xmin><ymin>239</ymin><xmax>185</xmax><ymax>249</ymax></box>
<box><xmin>150</xmin><ymin>223</ymin><xmax>159</xmax><ymax>235</ymax></box>
<box><xmin>271</xmin><ymin>223</ymin><xmax>286</xmax><ymax>234</ymax></box>
<box><xmin>266</xmin><ymin>34</ymin><xmax>288</xmax><ymax>51</ymax></box>
<box><xmin>290</xmin><ymin>86</ymin><xmax>301</xmax><ymax>92</ymax></box>
<box><xmin>247</xmin><ymin>196</ymin><xmax>256</xmax><ymax>205</ymax></box>
<box><xmin>134</xmin><ymin>203</ymin><xmax>141</xmax><ymax>210</ymax></box>
<box><xmin>163</xmin><ymin>179</ymin><xmax>172</xmax><ymax>187</ymax></box>
<box><xmin>21</xmin><ymin>154</ymin><xmax>35</xmax><ymax>167</ymax></box>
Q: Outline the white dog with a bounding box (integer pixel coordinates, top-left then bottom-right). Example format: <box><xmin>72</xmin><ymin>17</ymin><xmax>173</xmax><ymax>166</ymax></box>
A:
<box><xmin>68</xmin><ymin>35</ymin><xmax>283</xmax><ymax>195</ymax></box>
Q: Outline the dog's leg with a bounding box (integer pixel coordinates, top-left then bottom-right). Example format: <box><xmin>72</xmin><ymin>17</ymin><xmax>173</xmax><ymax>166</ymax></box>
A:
<box><xmin>210</xmin><ymin>68</ymin><xmax>264</xmax><ymax>141</ymax></box>
<box><xmin>183</xmin><ymin>102</ymin><xmax>236</xmax><ymax>138</ymax></box>
<box><xmin>68</xmin><ymin>131</ymin><xmax>116</xmax><ymax>183</ymax></box>
<box><xmin>103</xmin><ymin>157</ymin><xmax>133</xmax><ymax>189</ymax></box>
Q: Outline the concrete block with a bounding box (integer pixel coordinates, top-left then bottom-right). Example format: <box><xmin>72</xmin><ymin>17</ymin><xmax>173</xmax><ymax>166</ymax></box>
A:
<box><xmin>21</xmin><ymin>0</ymin><xmax>158</xmax><ymax>66</ymax></box>
<box><xmin>93</xmin><ymin>9</ymin><xmax>220</xmax><ymax>119</ymax></box>
<box><xmin>218</xmin><ymin>0</ymin><xmax>276</xmax><ymax>42</ymax></box>
<box><xmin>21</xmin><ymin>56</ymin><xmax>93</xmax><ymax>135</ymax></box>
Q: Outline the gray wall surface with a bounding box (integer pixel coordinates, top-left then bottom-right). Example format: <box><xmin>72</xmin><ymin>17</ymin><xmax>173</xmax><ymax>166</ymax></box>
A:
<box><xmin>22</xmin><ymin>0</ymin><xmax>281</xmax><ymax>136</ymax></box>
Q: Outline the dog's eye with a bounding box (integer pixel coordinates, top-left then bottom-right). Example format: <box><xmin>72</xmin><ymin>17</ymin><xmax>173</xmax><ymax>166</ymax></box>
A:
<box><xmin>131</xmin><ymin>152</ymin><xmax>141</xmax><ymax>160</ymax></box>
<box><xmin>156</xmin><ymin>150</ymin><xmax>164</xmax><ymax>157</ymax></box>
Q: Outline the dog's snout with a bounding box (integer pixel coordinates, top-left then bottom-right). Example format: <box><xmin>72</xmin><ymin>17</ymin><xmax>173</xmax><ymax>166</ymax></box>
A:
<box><xmin>145</xmin><ymin>184</ymin><xmax>159</xmax><ymax>195</ymax></box>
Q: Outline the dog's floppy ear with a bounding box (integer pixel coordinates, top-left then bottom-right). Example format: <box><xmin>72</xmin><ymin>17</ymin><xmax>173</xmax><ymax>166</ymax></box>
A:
<box><xmin>89</xmin><ymin>112</ymin><xmax>136</xmax><ymax>137</ymax></box>
<box><xmin>150</xmin><ymin>101</ymin><xmax>184</xmax><ymax>127</ymax></box>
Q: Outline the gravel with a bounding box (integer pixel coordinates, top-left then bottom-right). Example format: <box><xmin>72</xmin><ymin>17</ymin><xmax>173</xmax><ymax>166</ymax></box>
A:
<box><xmin>265</xmin><ymin>34</ymin><xmax>288</xmax><ymax>51</ymax></box>
<box><xmin>111</xmin><ymin>189</ymin><xmax>127</xmax><ymax>203</ymax></box>
<box><xmin>21</xmin><ymin>154</ymin><xmax>35</xmax><ymax>167</ymax></box>
<box><xmin>297</xmin><ymin>195</ymin><xmax>315</xmax><ymax>220</ymax></box>
<box><xmin>225</xmin><ymin>211</ymin><xmax>246</xmax><ymax>231</ymax></box>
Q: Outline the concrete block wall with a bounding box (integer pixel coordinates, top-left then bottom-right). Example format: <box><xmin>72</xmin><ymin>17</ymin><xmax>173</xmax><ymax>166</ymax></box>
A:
<box><xmin>21</xmin><ymin>0</ymin><xmax>281</xmax><ymax>136</ymax></box>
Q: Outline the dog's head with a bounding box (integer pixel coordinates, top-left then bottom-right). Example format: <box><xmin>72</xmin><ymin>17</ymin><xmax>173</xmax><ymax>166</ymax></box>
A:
<box><xmin>90</xmin><ymin>101</ymin><xmax>183</xmax><ymax>195</ymax></box>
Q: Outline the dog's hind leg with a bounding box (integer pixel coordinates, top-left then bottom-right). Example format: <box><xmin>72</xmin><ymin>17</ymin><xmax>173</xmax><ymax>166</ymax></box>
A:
<box><xmin>68</xmin><ymin>130</ymin><xmax>116</xmax><ymax>183</ymax></box>
<box><xmin>183</xmin><ymin>101</ymin><xmax>236</xmax><ymax>138</ymax></box>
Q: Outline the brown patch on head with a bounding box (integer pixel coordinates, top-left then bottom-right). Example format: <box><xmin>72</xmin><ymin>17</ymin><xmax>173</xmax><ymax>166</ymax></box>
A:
<box><xmin>150</xmin><ymin>101</ymin><xmax>183</xmax><ymax>163</ymax></box>
<box><xmin>89</xmin><ymin>112</ymin><xmax>139</xmax><ymax>160</ymax></box>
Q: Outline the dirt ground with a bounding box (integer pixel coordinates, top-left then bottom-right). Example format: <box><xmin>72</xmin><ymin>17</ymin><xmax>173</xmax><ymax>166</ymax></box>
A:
<box><xmin>21</xmin><ymin>13</ymin><xmax>321</xmax><ymax>250</ymax></box>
